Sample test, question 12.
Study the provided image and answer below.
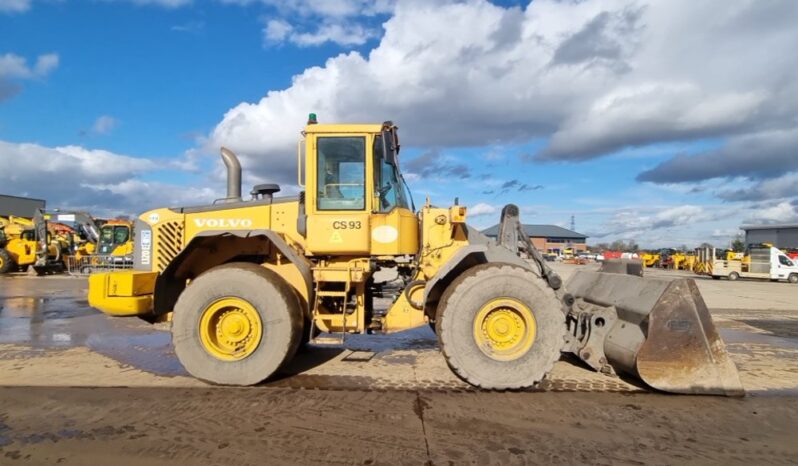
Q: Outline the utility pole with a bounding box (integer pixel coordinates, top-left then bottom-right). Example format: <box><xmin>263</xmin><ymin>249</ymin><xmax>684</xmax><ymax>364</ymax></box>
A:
<box><xmin>567</xmin><ymin>215</ymin><xmax>575</xmax><ymax>257</ymax></box>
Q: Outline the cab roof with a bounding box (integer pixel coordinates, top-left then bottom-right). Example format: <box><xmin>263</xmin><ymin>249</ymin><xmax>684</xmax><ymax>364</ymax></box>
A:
<box><xmin>303</xmin><ymin>123</ymin><xmax>384</xmax><ymax>134</ymax></box>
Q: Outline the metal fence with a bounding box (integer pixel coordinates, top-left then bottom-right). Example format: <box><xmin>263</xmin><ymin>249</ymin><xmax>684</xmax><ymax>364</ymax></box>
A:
<box><xmin>65</xmin><ymin>255</ymin><xmax>133</xmax><ymax>276</ymax></box>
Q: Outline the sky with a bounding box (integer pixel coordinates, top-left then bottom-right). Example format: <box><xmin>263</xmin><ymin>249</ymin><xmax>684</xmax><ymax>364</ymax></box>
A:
<box><xmin>1</xmin><ymin>0</ymin><xmax>797</xmax><ymax>248</ymax></box>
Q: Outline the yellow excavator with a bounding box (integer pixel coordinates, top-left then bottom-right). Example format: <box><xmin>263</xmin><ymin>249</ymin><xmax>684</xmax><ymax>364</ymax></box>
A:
<box><xmin>88</xmin><ymin>116</ymin><xmax>743</xmax><ymax>395</ymax></box>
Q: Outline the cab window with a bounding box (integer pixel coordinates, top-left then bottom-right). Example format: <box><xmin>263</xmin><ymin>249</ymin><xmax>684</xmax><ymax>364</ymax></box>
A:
<box><xmin>778</xmin><ymin>255</ymin><xmax>793</xmax><ymax>267</ymax></box>
<box><xmin>373</xmin><ymin>135</ymin><xmax>409</xmax><ymax>213</ymax></box>
<box><xmin>100</xmin><ymin>227</ymin><xmax>114</xmax><ymax>244</ymax></box>
<box><xmin>317</xmin><ymin>137</ymin><xmax>366</xmax><ymax>211</ymax></box>
<box><xmin>113</xmin><ymin>226</ymin><xmax>130</xmax><ymax>244</ymax></box>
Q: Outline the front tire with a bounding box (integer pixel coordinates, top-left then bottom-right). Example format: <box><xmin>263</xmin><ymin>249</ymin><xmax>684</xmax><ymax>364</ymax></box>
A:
<box><xmin>728</xmin><ymin>271</ymin><xmax>739</xmax><ymax>281</ymax></box>
<box><xmin>0</xmin><ymin>249</ymin><xmax>14</xmax><ymax>274</ymax></box>
<box><xmin>789</xmin><ymin>274</ymin><xmax>798</xmax><ymax>284</ymax></box>
<box><xmin>436</xmin><ymin>264</ymin><xmax>564</xmax><ymax>389</ymax></box>
<box><xmin>172</xmin><ymin>263</ymin><xmax>303</xmax><ymax>385</ymax></box>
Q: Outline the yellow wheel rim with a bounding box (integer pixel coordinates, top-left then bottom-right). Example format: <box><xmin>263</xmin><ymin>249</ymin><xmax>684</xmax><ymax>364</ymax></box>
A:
<box><xmin>473</xmin><ymin>298</ymin><xmax>536</xmax><ymax>361</ymax></box>
<box><xmin>199</xmin><ymin>297</ymin><xmax>262</xmax><ymax>361</ymax></box>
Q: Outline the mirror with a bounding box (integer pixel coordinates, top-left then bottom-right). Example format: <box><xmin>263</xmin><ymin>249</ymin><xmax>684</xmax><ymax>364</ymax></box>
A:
<box><xmin>381</xmin><ymin>129</ymin><xmax>398</xmax><ymax>165</ymax></box>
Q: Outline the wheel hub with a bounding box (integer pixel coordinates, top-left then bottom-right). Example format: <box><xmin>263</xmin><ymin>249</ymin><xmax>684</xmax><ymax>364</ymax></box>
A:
<box><xmin>474</xmin><ymin>298</ymin><xmax>536</xmax><ymax>361</ymax></box>
<box><xmin>199</xmin><ymin>298</ymin><xmax>262</xmax><ymax>361</ymax></box>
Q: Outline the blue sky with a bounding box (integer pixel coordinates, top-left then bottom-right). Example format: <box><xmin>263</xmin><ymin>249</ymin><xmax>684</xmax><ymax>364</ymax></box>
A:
<box><xmin>1</xmin><ymin>0</ymin><xmax>797</xmax><ymax>248</ymax></box>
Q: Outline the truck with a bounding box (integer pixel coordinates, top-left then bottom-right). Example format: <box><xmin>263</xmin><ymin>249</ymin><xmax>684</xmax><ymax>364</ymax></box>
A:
<box><xmin>704</xmin><ymin>246</ymin><xmax>798</xmax><ymax>283</ymax></box>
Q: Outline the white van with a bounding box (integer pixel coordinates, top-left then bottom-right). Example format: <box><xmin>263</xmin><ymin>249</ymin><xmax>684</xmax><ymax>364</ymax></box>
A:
<box><xmin>712</xmin><ymin>247</ymin><xmax>798</xmax><ymax>283</ymax></box>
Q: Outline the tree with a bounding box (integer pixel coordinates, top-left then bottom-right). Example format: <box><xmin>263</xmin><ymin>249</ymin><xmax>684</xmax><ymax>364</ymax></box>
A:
<box><xmin>609</xmin><ymin>240</ymin><xmax>625</xmax><ymax>251</ymax></box>
<box><xmin>731</xmin><ymin>235</ymin><xmax>745</xmax><ymax>252</ymax></box>
<box><xmin>593</xmin><ymin>242</ymin><xmax>610</xmax><ymax>252</ymax></box>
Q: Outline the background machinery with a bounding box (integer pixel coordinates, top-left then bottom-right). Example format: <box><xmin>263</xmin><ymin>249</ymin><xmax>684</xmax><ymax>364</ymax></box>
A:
<box><xmin>697</xmin><ymin>245</ymin><xmax>798</xmax><ymax>283</ymax></box>
<box><xmin>0</xmin><ymin>215</ymin><xmax>62</xmax><ymax>274</ymax></box>
<box><xmin>66</xmin><ymin>217</ymin><xmax>134</xmax><ymax>274</ymax></box>
<box><xmin>88</xmin><ymin>117</ymin><xmax>743</xmax><ymax>395</ymax></box>
<box><xmin>35</xmin><ymin>211</ymin><xmax>134</xmax><ymax>275</ymax></box>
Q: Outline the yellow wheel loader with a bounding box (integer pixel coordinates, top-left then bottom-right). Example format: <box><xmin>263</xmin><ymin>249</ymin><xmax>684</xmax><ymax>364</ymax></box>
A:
<box><xmin>0</xmin><ymin>214</ymin><xmax>68</xmax><ymax>275</ymax></box>
<box><xmin>33</xmin><ymin>211</ymin><xmax>134</xmax><ymax>274</ymax></box>
<box><xmin>0</xmin><ymin>216</ymin><xmax>34</xmax><ymax>271</ymax></box>
<box><xmin>88</xmin><ymin>117</ymin><xmax>743</xmax><ymax>395</ymax></box>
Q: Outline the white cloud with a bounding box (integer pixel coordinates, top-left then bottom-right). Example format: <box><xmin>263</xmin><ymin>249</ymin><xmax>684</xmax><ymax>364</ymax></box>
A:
<box><xmin>171</xmin><ymin>20</ymin><xmax>205</xmax><ymax>33</ymax></box>
<box><xmin>103</xmin><ymin>0</ymin><xmax>192</xmax><ymax>8</ymax></box>
<box><xmin>468</xmin><ymin>202</ymin><xmax>497</xmax><ymax>217</ymax></box>
<box><xmin>284</xmin><ymin>22</ymin><xmax>375</xmax><ymax>47</ymax></box>
<box><xmin>717</xmin><ymin>172</ymin><xmax>798</xmax><ymax>202</ymax></box>
<box><xmin>91</xmin><ymin>115</ymin><xmax>119</xmax><ymax>135</ymax></box>
<box><xmin>2</xmin><ymin>0</ymin><xmax>194</xmax><ymax>12</ymax></box>
<box><xmin>0</xmin><ymin>52</ymin><xmax>59</xmax><ymax>101</ymax></box>
<box><xmin>264</xmin><ymin>19</ymin><xmax>293</xmax><ymax>43</ymax></box>
<box><xmin>222</xmin><ymin>0</ymin><xmax>394</xmax><ymax>18</ymax></box>
<box><xmin>33</xmin><ymin>53</ymin><xmax>59</xmax><ymax>76</ymax></box>
<box><xmin>0</xmin><ymin>141</ymin><xmax>154</xmax><ymax>181</ymax></box>
<box><xmin>0</xmin><ymin>53</ymin><xmax>58</xmax><ymax>79</ymax></box>
<box><xmin>0</xmin><ymin>0</ymin><xmax>30</xmax><ymax>13</ymax></box>
<box><xmin>0</xmin><ymin>140</ymin><xmax>214</xmax><ymax>217</ymax></box>
<box><xmin>209</xmin><ymin>0</ymin><xmax>798</xmax><ymax>187</ymax></box>
<box><xmin>746</xmin><ymin>201</ymin><xmax>798</xmax><ymax>224</ymax></box>
<box><xmin>82</xmin><ymin>179</ymin><xmax>219</xmax><ymax>215</ymax></box>
<box><xmin>590</xmin><ymin>204</ymin><xmax>711</xmax><ymax>242</ymax></box>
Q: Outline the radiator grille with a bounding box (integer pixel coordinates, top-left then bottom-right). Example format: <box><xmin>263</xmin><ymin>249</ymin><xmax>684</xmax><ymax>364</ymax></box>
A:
<box><xmin>156</xmin><ymin>221</ymin><xmax>183</xmax><ymax>272</ymax></box>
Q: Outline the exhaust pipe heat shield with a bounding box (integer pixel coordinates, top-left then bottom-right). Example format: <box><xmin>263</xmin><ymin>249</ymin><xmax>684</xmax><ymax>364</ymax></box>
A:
<box><xmin>567</xmin><ymin>271</ymin><xmax>744</xmax><ymax>396</ymax></box>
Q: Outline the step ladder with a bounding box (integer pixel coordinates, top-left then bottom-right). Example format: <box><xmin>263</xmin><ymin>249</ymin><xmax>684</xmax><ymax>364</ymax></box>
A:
<box><xmin>308</xmin><ymin>265</ymin><xmax>354</xmax><ymax>345</ymax></box>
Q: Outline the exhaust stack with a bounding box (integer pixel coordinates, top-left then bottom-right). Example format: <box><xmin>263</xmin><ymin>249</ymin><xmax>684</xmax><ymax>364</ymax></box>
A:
<box><xmin>220</xmin><ymin>147</ymin><xmax>242</xmax><ymax>202</ymax></box>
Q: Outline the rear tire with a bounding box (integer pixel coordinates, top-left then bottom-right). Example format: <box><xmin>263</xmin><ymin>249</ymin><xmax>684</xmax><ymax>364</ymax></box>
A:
<box><xmin>172</xmin><ymin>263</ymin><xmax>303</xmax><ymax>385</ymax></box>
<box><xmin>728</xmin><ymin>272</ymin><xmax>739</xmax><ymax>281</ymax></box>
<box><xmin>0</xmin><ymin>249</ymin><xmax>14</xmax><ymax>274</ymax></box>
<box><xmin>436</xmin><ymin>264</ymin><xmax>564</xmax><ymax>389</ymax></box>
<box><xmin>789</xmin><ymin>274</ymin><xmax>798</xmax><ymax>284</ymax></box>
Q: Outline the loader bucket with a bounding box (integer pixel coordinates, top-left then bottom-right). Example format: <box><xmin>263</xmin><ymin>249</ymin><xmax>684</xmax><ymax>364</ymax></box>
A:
<box><xmin>567</xmin><ymin>271</ymin><xmax>744</xmax><ymax>396</ymax></box>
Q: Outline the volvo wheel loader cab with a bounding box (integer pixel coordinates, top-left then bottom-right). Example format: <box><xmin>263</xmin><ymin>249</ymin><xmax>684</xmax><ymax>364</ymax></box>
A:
<box><xmin>88</xmin><ymin>116</ymin><xmax>743</xmax><ymax>395</ymax></box>
<box><xmin>96</xmin><ymin>221</ymin><xmax>133</xmax><ymax>257</ymax></box>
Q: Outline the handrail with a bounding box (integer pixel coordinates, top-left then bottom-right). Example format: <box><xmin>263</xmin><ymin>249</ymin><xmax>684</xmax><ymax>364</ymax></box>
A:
<box><xmin>297</xmin><ymin>139</ymin><xmax>305</xmax><ymax>187</ymax></box>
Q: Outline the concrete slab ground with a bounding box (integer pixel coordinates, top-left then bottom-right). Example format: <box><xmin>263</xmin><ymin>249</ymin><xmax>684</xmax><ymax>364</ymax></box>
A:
<box><xmin>0</xmin><ymin>264</ymin><xmax>796</xmax><ymax>464</ymax></box>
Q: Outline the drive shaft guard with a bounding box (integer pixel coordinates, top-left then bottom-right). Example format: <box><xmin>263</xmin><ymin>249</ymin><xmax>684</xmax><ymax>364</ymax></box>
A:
<box><xmin>567</xmin><ymin>271</ymin><xmax>744</xmax><ymax>396</ymax></box>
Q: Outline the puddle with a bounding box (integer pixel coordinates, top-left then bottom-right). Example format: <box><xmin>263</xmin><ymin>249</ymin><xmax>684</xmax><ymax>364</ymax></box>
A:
<box><xmin>0</xmin><ymin>296</ymin><xmax>187</xmax><ymax>377</ymax></box>
<box><xmin>719</xmin><ymin>328</ymin><xmax>798</xmax><ymax>350</ymax></box>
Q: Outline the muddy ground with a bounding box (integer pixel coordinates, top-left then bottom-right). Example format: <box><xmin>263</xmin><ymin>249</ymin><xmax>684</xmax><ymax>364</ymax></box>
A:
<box><xmin>0</xmin><ymin>264</ymin><xmax>797</xmax><ymax>465</ymax></box>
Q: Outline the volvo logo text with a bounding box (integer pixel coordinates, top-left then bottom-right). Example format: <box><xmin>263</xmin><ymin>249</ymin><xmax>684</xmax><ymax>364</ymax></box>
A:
<box><xmin>194</xmin><ymin>218</ymin><xmax>254</xmax><ymax>228</ymax></box>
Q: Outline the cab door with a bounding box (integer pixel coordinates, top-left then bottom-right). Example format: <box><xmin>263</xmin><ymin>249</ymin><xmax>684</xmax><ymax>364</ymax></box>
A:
<box><xmin>306</xmin><ymin>133</ymin><xmax>372</xmax><ymax>255</ymax></box>
<box><xmin>369</xmin><ymin>131</ymin><xmax>419</xmax><ymax>256</ymax></box>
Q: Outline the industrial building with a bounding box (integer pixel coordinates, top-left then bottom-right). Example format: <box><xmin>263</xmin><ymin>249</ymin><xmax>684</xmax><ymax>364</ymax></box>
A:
<box><xmin>741</xmin><ymin>224</ymin><xmax>798</xmax><ymax>250</ymax></box>
<box><xmin>482</xmin><ymin>224</ymin><xmax>588</xmax><ymax>254</ymax></box>
<box><xmin>0</xmin><ymin>194</ymin><xmax>45</xmax><ymax>218</ymax></box>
